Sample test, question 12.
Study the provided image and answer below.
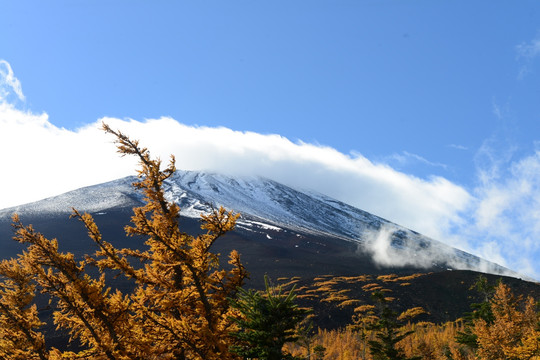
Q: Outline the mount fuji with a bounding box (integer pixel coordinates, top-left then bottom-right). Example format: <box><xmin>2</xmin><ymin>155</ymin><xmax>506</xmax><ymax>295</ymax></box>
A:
<box><xmin>0</xmin><ymin>170</ymin><xmax>519</xmax><ymax>280</ymax></box>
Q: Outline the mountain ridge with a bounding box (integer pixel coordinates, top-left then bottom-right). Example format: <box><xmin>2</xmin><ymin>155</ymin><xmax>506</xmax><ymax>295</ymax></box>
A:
<box><xmin>0</xmin><ymin>170</ymin><xmax>522</xmax><ymax>279</ymax></box>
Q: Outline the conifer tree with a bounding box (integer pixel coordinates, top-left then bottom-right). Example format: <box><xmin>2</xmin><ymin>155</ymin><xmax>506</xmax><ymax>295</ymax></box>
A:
<box><xmin>0</xmin><ymin>258</ymin><xmax>48</xmax><ymax>360</ymax></box>
<box><xmin>363</xmin><ymin>291</ymin><xmax>421</xmax><ymax>360</ymax></box>
<box><xmin>312</xmin><ymin>344</ymin><xmax>326</xmax><ymax>360</ymax></box>
<box><xmin>0</xmin><ymin>124</ymin><xmax>248</xmax><ymax>359</ymax></box>
<box><xmin>229</xmin><ymin>275</ymin><xmax>309</xmax><ymax>360</ymax></box>
<box><xmin>455</xmin><ymin>275</ymin><xmax>495</xmax><ymax>351</ymax></box>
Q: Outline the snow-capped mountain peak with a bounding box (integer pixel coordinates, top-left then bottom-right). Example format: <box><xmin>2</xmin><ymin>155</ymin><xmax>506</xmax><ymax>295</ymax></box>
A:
<box><xmin>0</xmin><ymin>170</ymin><xmax>522</xmax><ymax>279</ymax></box>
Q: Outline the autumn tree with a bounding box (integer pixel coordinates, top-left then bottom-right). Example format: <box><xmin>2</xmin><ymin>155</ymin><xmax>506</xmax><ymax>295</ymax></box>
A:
<box><xmin>473</xmin><ymin>282</ymin><xmax>540</xmax><ymax>360</ymax></box>
<box><xmin>0</xmin><ymin>124</ymin><xmax>248</xmax><ymax>359</ymax></box>
<box><xmin>0</xmin><ymin>258</ymin><xmax>48</xmax><ymax>360</ymax></box>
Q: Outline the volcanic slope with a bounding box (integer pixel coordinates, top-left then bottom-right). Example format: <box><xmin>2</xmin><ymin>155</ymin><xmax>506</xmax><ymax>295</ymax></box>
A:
<box><xmin>0</xmin><ymin>170</ymin><xmax>518</xmax><ymax>281</ymax></box>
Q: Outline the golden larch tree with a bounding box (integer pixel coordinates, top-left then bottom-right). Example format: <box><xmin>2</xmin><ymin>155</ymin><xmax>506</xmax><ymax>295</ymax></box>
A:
<box><xmin>0</xmin><ymin>124</ymin><xmax>247</xmax><ymax>359</ymax></box>
<box><xmin>474</xmin><ymin>282</ymin><xmax>540</xmax><ymax>360</ymax></box>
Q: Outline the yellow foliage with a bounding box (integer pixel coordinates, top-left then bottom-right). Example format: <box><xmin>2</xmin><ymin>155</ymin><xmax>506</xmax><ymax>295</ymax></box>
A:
<box><xmin>0</xmin><ymin>125</ymin><xmax>247</xmax><ymax>359</ymax></box>
<box><xmin>313</xmin><ymin>280</ymin><xmax>338</xmax><ymax>287</ymax></box>
<box><xmin>321</xmin><ymin>296</ymin><xmax>349</xmax><ymax>304</ymax></box>
<box><xmin>362</xmin><ymin>283</ymin><xmax>384</xmax><ymax>292</ymax></box>
<box><xmin>282</xmin><ymin>277</ymin><xmax>540</xmax><ymax>360</ymax></box>
<box><xmin>377</xmin><ymin>274</ymin><xmax>399</xmax><ymax>282</ymax></box>
<box><xmin>334</xmin><ymin>275</ymin><xmax>372</xmax><ymax>283</ymax></box>
<box><xmin>354</xmin><ymin>304</ymin><xmax>376</xmax><ymax>313</ymax></box>
<box><xmin>312</xmin><ymin>285</ymin><xmax>334</xmax><ymax>293</ymax></box>
<box><xmin>338</xmin><ymin>299</ymin><xmax>361</xmax><ymax>308</ymax></box>
<box><xmin>285</xmin><ymin>322</ymin><xmax>472</xmax><ymax>360</ymax></box>
<box><xmin>473</xmin><ymin>282</ymin><xmax>540</xmax><ymax>360</ymax></box>
<box><xmin>398</xmin><ymin>307</ymin><xmax>427</xmax><ymax>321</ymax></box>
<box><xmin>394</xmin><ymin>273</ymin><xmax>428</xmax><ymax>282</ymax></box>
<box><xmin>399</xmin><ymin>321</ymin><xmax>472</xmax><ymax>360</ymax></box>
<box><xmin>278</xmin><ymin>279</ymin><xmax>300</xmax><ymax>289</ymax></box>
<box><xmin>313</xmin><ymin>275</ymin><xmax>332</xmax><ymax>281</ymax></box>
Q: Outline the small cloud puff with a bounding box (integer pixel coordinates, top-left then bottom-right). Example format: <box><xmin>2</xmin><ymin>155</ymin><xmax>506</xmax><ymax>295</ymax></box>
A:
<box><xmin>448</xmin><ymin>144</ymin><xmax>468</xmax><ymax>151</ymax></box>
<box><xmin>516</xmin><ymin>36</ymin><xmax>540</xmax><ymax>60</ymax></box>
<box><xmin>516</xmin><ymin>34</ymin><xmax>540</xmax><ymax>79</ymax></box>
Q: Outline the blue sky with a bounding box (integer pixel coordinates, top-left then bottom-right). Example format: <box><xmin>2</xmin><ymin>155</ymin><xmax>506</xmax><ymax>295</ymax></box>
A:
<box><xmin>2</xmin><ymin>1</ymin><xmax>540</xmax><ymax>278</ymax></box>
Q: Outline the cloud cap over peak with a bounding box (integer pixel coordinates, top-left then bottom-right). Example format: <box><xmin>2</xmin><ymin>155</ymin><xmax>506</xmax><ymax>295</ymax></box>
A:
<box><xmin>2</xmin><ymin>108</ymin><xmax>471</xmax><ymax>244</ymax></box>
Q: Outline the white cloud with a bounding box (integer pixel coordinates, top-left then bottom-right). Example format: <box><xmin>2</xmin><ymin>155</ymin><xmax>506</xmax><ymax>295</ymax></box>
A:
<box><xmin>516</xmin><ymin>34</ymin><xmax>540</xmax><ymax>79</ymax></box>
<box><xmin>448</xmin><ymin>144</ymin><xmax>468</xmax><ymax>151</ymax></box>
<box><xmin>474</xmin><ymin>134</ymin><xmax>518</xmax><ymax>186</ymax></box>
<box><xmin>0</xmin><ymin>60</ymin><xmax>471</xmax><ymax>244</ymax></box>
<box><xmin>516</xmin><ymin>36</ymin><xmax>540</xmax><ymax>60</ymax></box>
<box><xmin>0</xmin><ymin>60</ymin><xmax>25</xmax><ymax>102</ymax></box>
<box><xmin>360</xmin><ymin>225</ymin><xmax>518</xmax><ymax>277</ymax></box>
<box><xmin>0</xmin><ymin>109</ymin><xmax>471</xmax><ymax>244</ymax></box>
<box><xmin>387</xmin><ymin>151</ymin><xmax>448</xmax><ymax>170</ymax></box>
<box><xmin>0</xmin><ymin>106</ymin><xmax>136</xmax><ymax>208</ymax></box>
<box><xmin>452</xmin><ymin>144</ymin><xmax>540</xmax><ymax>279</ymax></box>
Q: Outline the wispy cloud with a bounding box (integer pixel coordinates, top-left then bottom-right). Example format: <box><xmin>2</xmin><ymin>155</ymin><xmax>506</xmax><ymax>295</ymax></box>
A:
<box><xmin>360</xmin><ymin>225</ymin><xmax>517</xmax><ymax>277</ymax></box>
<box><xmin>0</xmin><ymin>60</ymin><xmax>25</xmax><ymax>103</ymax></box>
<box><xmin>473</xmin><ymin>131</ymin><xmax>518</xmax><ymax>186</ymax></box>
<box><xmin>516</xmin><ymin>35</ymin><xmax>540</xmax><ymax>60</ymax></box>
<box><xmin>385</xmin><ymin>151</ymin><xmax>448</xmax><ymax>170</ymax></box>
<box><xmin>516</xmin><ymin>34</ymin><xmax>540</xmax><ymax>79</ymax></box>
<box><xmin>436</xmin><ymin>128</ymin><xmax>540</xmax><ymax>278</ymax></box>
<box><xmin>448</xmin><ymin>144</ymin><xmax>468</xmax><ymax>151</ymax></box>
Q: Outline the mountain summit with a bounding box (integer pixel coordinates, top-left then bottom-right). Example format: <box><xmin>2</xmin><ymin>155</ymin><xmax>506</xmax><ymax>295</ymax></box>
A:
<box><xmin>0</xmin><ymin>170</ymin><xmax>518</xmax><ymax>279</ymax></box>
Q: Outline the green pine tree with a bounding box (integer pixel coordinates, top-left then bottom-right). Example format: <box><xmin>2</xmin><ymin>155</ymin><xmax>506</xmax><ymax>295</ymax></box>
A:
<box><xmin>367</xmin><ymin>291</ymin><xmax>421</xmax><ymax>360</ymax></box>
<box><xmin>455</xmin><ymin>275</ymin><xmax>496</xmax><ymax>351</ymax></box>
<box><xmin>229</xmin><ymin>275</ymin><xmax>309</xmax><ymax>360</ymax></box>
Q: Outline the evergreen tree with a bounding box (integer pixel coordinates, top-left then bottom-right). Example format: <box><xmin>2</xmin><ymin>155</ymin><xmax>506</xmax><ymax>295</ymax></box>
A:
<box><xmin>455</xmin><ymin>275</ymin><xmax>495</xmax><ymax>351</ymax></box>
<box><xmin>366</xmin><ymin>291</ymin><xmax>421</xmax><ymax>360</ymax></box>
<box><xmin>313</xmin><ymin>344</ymin><xmax>326</xmax><ymax>360</ymax></box>
<box><xmin>229</xmin><ymin>275</ymin><xmax>309</xmax><ymax>360</ymax></box>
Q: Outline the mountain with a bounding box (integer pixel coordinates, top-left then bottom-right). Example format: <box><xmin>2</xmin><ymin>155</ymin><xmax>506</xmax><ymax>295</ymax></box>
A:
<box><xmin>0</xmin><ymin>170</ymin><xmax>538</xmax><ymax>337</ymax></box>
<box><xmin>0</xmin><ymin>170</ymin><xmax>518</xmax><ymax>278</ymax></box>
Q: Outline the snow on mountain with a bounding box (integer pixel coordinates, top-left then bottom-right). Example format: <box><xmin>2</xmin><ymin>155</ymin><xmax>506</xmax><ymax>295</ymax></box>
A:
<box><xmin>164</xmin><ymin>171</ymin><xmax>380</xmax><ymax>240</ymax></box>
<box><xmin>163</xmin><ymin>171</ymin><xmax>516</xmax><ymax>277</ymax></box>
<box><xmin>0</xmin><ymin>177</ymin><xmax>141</xmax><ymax>216</ymax></box>
<box><xmin>0</xmin><ymin>170</ymin><xmax>521</xmax><ymax>278</ymax></box>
